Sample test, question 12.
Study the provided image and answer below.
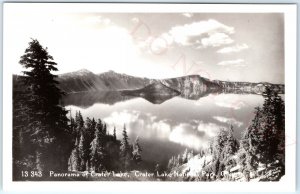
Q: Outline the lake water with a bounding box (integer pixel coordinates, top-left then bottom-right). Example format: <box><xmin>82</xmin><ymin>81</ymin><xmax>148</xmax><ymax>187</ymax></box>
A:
<box><xmin>63</xmin><ymin>92</ymin><xmax>265</xmax><ymax>169</ymax></box>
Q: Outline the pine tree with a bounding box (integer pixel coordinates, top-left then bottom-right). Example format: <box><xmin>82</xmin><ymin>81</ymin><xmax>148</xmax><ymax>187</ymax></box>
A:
<box><xmin>260</xmin><ymin>88</ymin><xmax>285</xmax><ymax>166</ymax></box>
<box><xmin>78</xmin><ymin>132</ymin><xmax>86</xmax><ymax>171</ymax></box>
<box><xmin>96</xmin><ymin>119</ymin><xmax>103</xmax><ymax>134</ymax></box>
<box><xmin>90</xmin><ymin>122</ymin><xmax>107</xmax><ymax>172</ymax></box>
<box><xmin>75</xmin><ymin>111</ymin><xmax>84</xmax><ymax>141</ymax></box>
<box><xmin>120</xmin><ymin>125</ymin><xmax>131</xmax><ymax>171</ymax></box>
<box><xmin>212</xmin><ymin>128</ymin><xmax>228</xmax><ymax>161</ymax></box>
<box><xmin>13</xmin><ymin>75</ymin><xmax>34</xmax><ymax>178</ymax></box>
<box><xmin>132</xmin><ymin>137</ymin><xmax>142</xmax><ymax>165</ymax></box>
<box><xmin>82</xmin><ymin>117</ymin><xmax>96</xmax><ymax>171</ymax></box>
<box><xmin>239</xmin><ymin>87</ymin><xmax>285</xmax><ymax>180</ymax></box>
<box><xmin>155</xmin><ymin>163</ymin><xmax>162</xmax><ymax>174</ymax></box>
<box><xmin>69</xmin><ymin>111</ymin><xmax>77</xmax><ymax>147</ymax></box>
<box><xmin>103</xmin><ymin>123</ymin><xmax>107</xmax><ymax>135</ymax></box>
<box><xmin>68</xmin><ymin>138</ymin><xmax>80</xmax><ymax>171</ymax></box>
<box><xmin>85</xmin><ymin>117</ymin><xmax>96</xmax><ymax>142</ymax></box>
<box><xmin>167</xmin><ymin>156</ymin><xmax>175</xmax><ymax>171</ymax></box>
<box><xmin>223</xmin><ymin>125</ymin><xmax>238</xmax><ymax>160</ymax></box>
<box><xmin>182</xmin><ymin>148</ymin><xmax>189</xmax><ymax>163</ymax></box>
<box><xmin>17</xmin><ymin>39</ymin><xmax>71</xmax><ymax>172</ymax></box>
<box><xmin>113</xmin><ymin>126</ymin><xmax>117</xmax><ymax>141</ymax></box>
<box><xmin>273</xmin><ymin>92</ymin><xmax>285</xmax><ymax>168</ymax></box>
<box><xmin>177</xmin><ymin>154</ymin><xmax>183</xmax><ymax>165</ymax></box>
<box><xmin>187</xmin><ymin>150</ymin><xmax>194</xmax><ymax>160</ymax></box>
<box><xmin>239</xmin><ymin>107</ymin><xmax>262</xmax><ymax>175</ymax></box>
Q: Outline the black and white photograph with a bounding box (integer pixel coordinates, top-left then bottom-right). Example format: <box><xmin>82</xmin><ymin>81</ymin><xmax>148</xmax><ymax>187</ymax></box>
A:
<box><xmin>2</xmin><ymin>3</ymin><xmax>297</xmax><ymax>192</ymax></box>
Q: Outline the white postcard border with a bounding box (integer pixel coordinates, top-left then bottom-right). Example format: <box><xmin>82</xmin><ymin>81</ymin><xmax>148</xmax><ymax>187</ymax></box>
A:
<box><xmin>2</xmin><ymin>3</ymin><xmax>297</xmax><ymax>192</ymax></box>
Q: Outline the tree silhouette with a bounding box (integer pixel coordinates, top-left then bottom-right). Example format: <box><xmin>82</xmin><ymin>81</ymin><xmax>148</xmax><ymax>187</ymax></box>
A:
<box><xmin>17</xmin><ymin>39</ymin><xmax>71</xmax><ymax>172</ymax></box>
<box><xmin>113</xmin><ymin>126</ymin><xmax>117</xmax><ymax>141</ymax></box>
<box><xmin>90</xmin><ymin>120</ymin><xmax>107</xmax><ymax>172</ymax></box>
<box><xmin>120</xmin><ymin>125</ymin><xmax>132</xmax><ymax>170</ymax></box>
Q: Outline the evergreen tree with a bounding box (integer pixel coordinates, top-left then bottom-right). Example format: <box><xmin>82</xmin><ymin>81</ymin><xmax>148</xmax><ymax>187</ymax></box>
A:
<box><xmin>75</xmin><ymin>111</ymin><xmax>84</xmax><ymax>141</ymax></box>
<box><xmin>167</xmin><ymin>156</ymin><xmax>175</xmax><ymax>171</ymax></box>
<box><xmin>113</xmin><ymin>126</ymin><xmax>117</xmax><ymax>141</ymax></box>
<box><xmin>90</xmin><ymin>122</ymin><xmax>107</xmax><ymax>172</ymax></box>
<box><xmin>68</xmin><ymin>138</ymin><xmax>80</xmax><ymax>171</ymax></box>
<box><xmin>223</xmin><ymin>125</ymin><xmax>238</xmax><ymax>160</ymax></box>
<box><xmin>17</xmin><ymin>39</ymin><xmax>71</xmax><ymax>172</ymax></box>
<box><xmin>177</xmin><ymin>154</ymin><xmax>183</xmax><ymax>165</ymax></box>
<box><xmin>155</xmin><ymin>163</ymin><xmax>162</xmax><ymax>174</ymax></box>
<box><xmin>182</xmin><ymin>148</ymin><xmax>189</xmax><ymax>163</ymax></box>
<box><xmin>187</xmin><ymin>150</ymin><xmax>194</xmax><ymax>160</ymax></box>
<box><xmin>78</xmin><ymin>132</ymin><xmax>86</xmax><ymax>171</ymax></box>
<box><xmin>105</xmin><ymin>139</ymin><xmax>121</xmax><ymax>171</ymax></box>
<box><xmin>212</xmin><ymin>128</ymin><xmax>228</xmax><ymax>161</ymax></box>
<box><xmin>239</xmin><ymin>107</ymin><xmax>262</xmax><ymax>175</ymax></box>
<box><xmin>82</xmin><ymin>117</ymin><xmax>96</xmax><ymax>170</ymax></box>
<box><xmin>69</xmin><ymin>112</ymin><xmax>77</xmax><ymax>146</ymax></box>
<box><xmin>132</xmin><ymin>137</ymin><xmax>142</xmax><ymax>165</ymax></box>
<box><xmin>85</xmin><ymin>117</ymin><xmax>96</xmax><ymax>143</ymax></box>
<box><xmin>273</xmin><ymin>92</ymin><xmax>285</xmax><ymax>167</ymax></box>
<box><xmin>209</xmin><ymin>126</ymin><xmax>238</xmax><ymax>178</ymax></box>
<box><xmin>120</xmin><ymin>125</ymin><xmax>131</xmax><ymax>170</ymax></box>
<box><xmin>96</xmin><ymin>119</ymin><xmax>103</xmax><ymax>134</ymax></box>
<box><xmin>239</xmin><ymin>87</ymin><xmax>285</xmax><ymax>180</ymax></box>
<box><xmin>103</xmin><ymin>123</ymin><xmax>107</xmax><ymax>135</ymax></box>
<box><xmin>13</xmin><ymin>75</ymin><xmax>34</xmax><ymax>178</ymax></box>
<box><xmin>260</xmin><ymin>88</ymin><xmax>285</xmax><ymax>166</ymax></box>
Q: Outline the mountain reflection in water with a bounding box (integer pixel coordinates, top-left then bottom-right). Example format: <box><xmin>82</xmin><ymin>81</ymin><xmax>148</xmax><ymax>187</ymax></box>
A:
<box><xmin>62</xmin><ymin>91</ymin><xmax>265</xmax><ymax>168</ymax></box>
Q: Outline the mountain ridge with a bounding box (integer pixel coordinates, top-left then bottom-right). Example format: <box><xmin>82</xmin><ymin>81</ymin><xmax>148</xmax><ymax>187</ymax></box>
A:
<box><xmin>56</xmin><ymin>69</ymin><xmax>284</xmax><ymax>95</ymax></box>
<box><xmin>121</xmin><ymin>82</ymin><xmax>181</xmax><ymax>104</ymax></box>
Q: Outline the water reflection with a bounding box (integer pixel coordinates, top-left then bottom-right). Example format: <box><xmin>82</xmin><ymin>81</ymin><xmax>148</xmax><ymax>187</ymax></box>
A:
<box><xmin>63</xmin><ymin>92</ymin><xmax>265</xmax><ymax>166</ymax></box>
<box><xmin>61</xmin><ymin>91</ymin><xmax>134</xmax><ymax>108</ymax></box>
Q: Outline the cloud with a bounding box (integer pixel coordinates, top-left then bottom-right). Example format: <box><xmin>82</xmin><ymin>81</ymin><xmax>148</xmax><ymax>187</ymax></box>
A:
<box><xmin>104</xmin><ymin>110</ymin><xmax>221</xmax><ymax>150</ymax></box>
<box><xmin>182</xmin><ymin>13</ymin><xmax>193</xmax><ymax>18</ymax></box>
<box><xmin>216</xmin><ymin>101</ymin><xmax>246</xmax><ymax>110</ymax></box>
<box><xmin>103</xmin><ymin>110</ymin><xmax>172</xmax><ymax>140</ymax></box>
<box><xmin>197</xmin><ymin>121</ymin><xmax>221</xmax><ymax>138</ymax></box>
<box><xmin>150</xmin><ymin>119</ymin><xmax>172</xmax><ymax>139</ymax></box>
<box><xmin>213</xmin><ymin>116</ymin><xmax>243</xmax><ymax>127</ymax></box>
<box><xmin>137</xmin><ymin>19</ymin><xmax>235</xmax><ymax>55</ymax></box>
<box><xmin>169</xmin><ymin>123</ymin><xmax>203</xmax><ymax>150</ymax></box>
<box><xmin>173</xmin><ymin>121</ymin><xmax>222</xmax><ymax>149</ymax></box>
<box><xmin>169</xmin><ymin>121</ymin><xmax>223</xmax><ymax>150</ymax></box>
<box><xmin>217</xmin><ymin>44</ymin><xmax>249</xmax><ymax>54</ymax></box>
<box><xmin>168</xmin><ymin>19</ymin><xmax>234</xmax><ymax>47</ymax></box>
<box><xmin>103</xmin><ymin>110</ymin><xmax>140</xmax><ymax>127</ymax></box>
<box><xmin>214</xmin><ymin>94</ymin><xmax>247</xmax><ymax>110</ymax></box>
<box><xmin>200</xmin><ymin>32</ymin><xmax>234</xmax><ymax>48</ymax></box>
<box><xmin>169</xmin><ymin>122</ymin><xmax>221</xmax><ymax>150</ymax></box>
<box><xmin>217</xmin><ymin>59</ymin><xmax>246</xmax><ymax>67</ymax></box>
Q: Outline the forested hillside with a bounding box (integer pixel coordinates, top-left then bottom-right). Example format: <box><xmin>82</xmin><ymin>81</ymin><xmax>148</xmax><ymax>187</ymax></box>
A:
<box><xmin>167</xmin><ymin>88</ymin><xmax>285</xmax><ymax>181</ymax></box>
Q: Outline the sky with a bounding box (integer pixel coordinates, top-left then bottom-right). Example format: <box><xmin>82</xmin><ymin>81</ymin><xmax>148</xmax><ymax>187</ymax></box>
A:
<box><xmin>5</xmin><ymin>5</ymin><xmax>284</xmax><ymax>84</ymax></box>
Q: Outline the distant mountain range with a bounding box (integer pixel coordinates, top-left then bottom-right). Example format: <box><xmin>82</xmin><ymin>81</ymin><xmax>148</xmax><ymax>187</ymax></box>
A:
<box><xmin>56</xmin><ymin>69</ymin><xmax>284</xmax><ymax>96</ymax></box>
<box><xmin>13</xmin><ymin>69</ymin><xmax>285</xmax><ymax>106</ymax></box>
<box><xmin>57</xmin><ymin>69</ymin><xmax>151</xmax><ymax>93</ymax></box>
